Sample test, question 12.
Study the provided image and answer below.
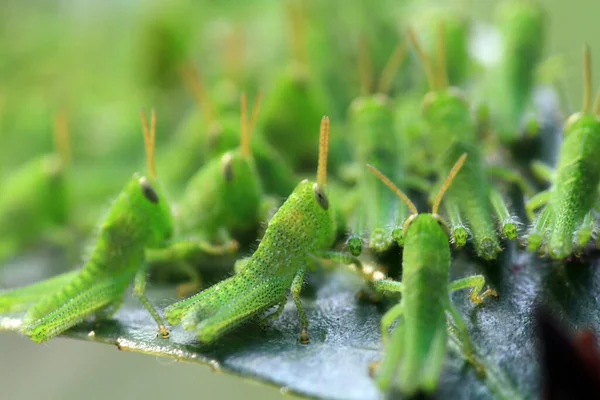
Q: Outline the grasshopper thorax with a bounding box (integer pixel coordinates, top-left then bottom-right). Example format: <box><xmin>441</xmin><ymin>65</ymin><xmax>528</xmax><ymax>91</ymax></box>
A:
<box><xmin>564</xmin><ymin>112</ymin><xmax>599</xmax><ymax>135</ymax></box>
<box><xmin>421</xmin><ymin>87</ymin><xmax>467</xmax><ymax>114</ymax></box>
<box><xmin>349</xmin><ymin>94</ymin><xmax>390</xmax><ymax>116</ymax></box>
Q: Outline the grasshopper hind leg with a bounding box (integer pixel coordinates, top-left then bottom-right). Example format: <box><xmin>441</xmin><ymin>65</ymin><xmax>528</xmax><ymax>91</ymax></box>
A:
<box><xmin>22</xmin><ymin>278</ymin><xmax>127</xmax><ymax>343</ymax></box>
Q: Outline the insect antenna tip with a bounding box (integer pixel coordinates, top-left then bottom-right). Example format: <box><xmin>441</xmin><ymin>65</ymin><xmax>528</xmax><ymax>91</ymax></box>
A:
<box><xmin>317</xmin><ymin>116</ymin><xmax>330</xmax><ymax>187</ymax></box>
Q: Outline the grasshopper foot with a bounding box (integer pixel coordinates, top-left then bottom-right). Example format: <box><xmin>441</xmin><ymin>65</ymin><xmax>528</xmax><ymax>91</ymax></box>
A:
<box><xmin>299</xmin><ymin>328</ymin><xmax>310</xmax><ymax>344</ymax></box>
<box><xmin>159</xmin><ymin>325</ymin><xmax>170</xmax><ymax>339</ymax></box>
<box><xmin>368</xmin><ymin>361</ymin><xmax>380</xmax><ymax>377</ymax></box>
<box><xmin>470</xmin><ymin>288</ymin><xmax>498</xmax><ymax>305</ymax></box>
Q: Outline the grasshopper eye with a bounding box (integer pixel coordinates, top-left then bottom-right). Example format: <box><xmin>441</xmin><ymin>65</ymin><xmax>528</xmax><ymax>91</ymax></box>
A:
<box><xmin>139</xmin><ymin>177</ymin><xmax>159</xmax><ymax>204</ymax></box>
<box><xmin>312</xmin><ymin>183</ymin><xmax>329</xmax><ymax>210</ymax></box>
<box><xmin>221</xmin><ymin>153</ymin><xmax>234</xmax><ymax>182</ymax></box>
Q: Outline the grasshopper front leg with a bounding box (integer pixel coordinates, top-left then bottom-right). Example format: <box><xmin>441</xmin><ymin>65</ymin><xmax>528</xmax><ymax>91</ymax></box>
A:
<box><xmin>449</xmin><ymin>275</ymin><xmax>498</xmax><ymax>305</ymax></box>
<box><xmin>291</xmin><ymin>268</ymin><xmax>309</xmax><ymax>344</ymax></box>
<box><xmin>134</xmin><ymin>265</ymin><xmax>170</xmax><ymax>338</ymax></box>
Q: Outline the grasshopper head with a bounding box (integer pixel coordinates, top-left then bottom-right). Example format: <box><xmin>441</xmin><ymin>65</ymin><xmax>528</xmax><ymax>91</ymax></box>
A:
<box><xmin>271</xmin><ymin>115</ymin><xmax>336</xmax><ymax>250</ymax></box>
<box><xmin>135</xmin><ymin>110</ymin><xmax>174</xmax><ymax>248</ymax></box>
<box><xmin>130</xmin><ymin>174</ymin><xmax>174</xmax><ymax>248</ymax></box>
<box><xmin>279</xmin><ymin>178</ymin><xmax>336</xmax><ymax>251</ymax></box>
<box><xmin>349</xmin><ymin>94</ymin><xmax>390</xmax><ymax>119</ymax></box>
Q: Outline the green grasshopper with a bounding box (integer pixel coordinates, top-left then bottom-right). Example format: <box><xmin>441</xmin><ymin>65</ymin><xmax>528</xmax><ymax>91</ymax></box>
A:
<box><xmin>164</xmin><ymin>116</ymin><xmax>355</xmax><ymax>344</ymax></box>
<box><xmin>164</xmin><ymin>65</ymin><xmax>296</xmax><ymax>198</ymax></box>
<box><xmin>0</xmin><ymin>110</ymin><xmax>70</xmax><ymax>265</ymax></box>
<box><xmin>258</xmin><ymin>0</ymin><xmax>328</xmax><ymax>172</ymax></box>
<box><xmin>526</xmin><ymin>46</ymin><xmax>600</xmax><ymax>260</ymax></box>
<box><xmin>345</xmin><ymin>40</ymin><xmax>411</xmax><ymax>256</ymax></box>
<box><xmin>492</xmin><ymin>0</ymin><xmax>546</xmax><ymax>145</ymax></box>
<box><xmin>148</xmin><ymin>93</ymin><xmax>270</xmax><ymax>296</ymax></box>
<box><xmin>408</xmin><ymin>26</ymin><xmax>519</xmax><ymax>259</ymax></box>
<box><xmin>0</xmin><ymin>111</ymin><xmax>173</xmax><ymax>342</ymax></box>
<box><xmin>367</xmin><ymin>154</ymin><xmax>497</xmax><ymax>395</ymax></box>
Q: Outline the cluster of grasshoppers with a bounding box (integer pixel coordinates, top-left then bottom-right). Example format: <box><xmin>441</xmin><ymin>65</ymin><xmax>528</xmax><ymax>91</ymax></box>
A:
<box><xmin>1</xmin><ymin>0</ymin><xmax>599</xmax><ymax>397</ymax></box>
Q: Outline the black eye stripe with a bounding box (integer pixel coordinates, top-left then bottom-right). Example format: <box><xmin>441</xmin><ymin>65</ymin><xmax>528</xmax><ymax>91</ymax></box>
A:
<box><xmin>139</xmin><ymin>178</ymin><xmax>159</xmax><ymax>204</ymax></box>
<box><xmin>222</xmin><ymin>153</ymin><xmax>234</xmax><ymax>182</ymax></box>
<box><xmin>312</xmin><ymin>184</ymin><xmax>329</xmax><ymax>210</ymax></box>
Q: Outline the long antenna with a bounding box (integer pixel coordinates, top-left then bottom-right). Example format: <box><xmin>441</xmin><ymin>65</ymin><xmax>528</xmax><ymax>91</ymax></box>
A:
<box><xmin>377</xmin><ymin>42</ymin><xmax>408</xmax><ymax>94</ymax></box>
<box><xmin>432</xmin><ymin>153</ymin><xmax>467</xmax><ymax>215</ymax></box>
<box><xmin>435</xmin><ymin>22</ymin><xmax>449</xmax><ymax>90</ymax></box>
<box><xmin>53</xmin><ymin>107</ymin><xmax>70</xmax><ymax>166</ymax></box>
<box><xmin>140</xmin><ymin>109</ymin><xmax>157</xmax><ymax>179</ymax></box>
<box><xmin>286</xmin><ymin>0</ymin><xmax>306</xmax><ymax>66</ymax></box>
<box><xmin>180</xmin><ymin>63</ymin><xmax>214</xmax><ymax>123</ymax></box>
<box><xmin>583</xmin><ymin>44</ymin><xmax>592</xmax><ymax>114</ymax></box>
<box><xmin>407</xmin><ymin>28</ymin><xmax>436</xmax><ymax>90</ymax></box>
<box><xmin>248</xmin><ymin>92</ymin><xmax>264</xmax><ymax>141</ymax></box>
<box><xmin>358</xmin><ymin>35</ymin><xmax>373</xmax><ymax>96</ymax></box>
<box><xmin>367</xmin><ymin>164</ymin><xmax>418</xmax><ymax>215</ymax></box>
<box><xmin>240</xmin><ymin>93</ymin><xmax>250</xmax><ymax>157</ymax></box>
<box><xmin>317</xmin><ymin>116</ymin><xmax>330</xmax><ymax>187</ymax></box>
<box><xmin>224</xmin><ymin>26</ymin><xmax>245</xmax><ymax>83</ymax></box>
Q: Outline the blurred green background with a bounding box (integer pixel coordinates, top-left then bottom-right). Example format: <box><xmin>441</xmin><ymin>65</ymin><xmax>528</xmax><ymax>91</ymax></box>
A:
<box><xmin>1</xmin><ymin>0</ymin><xmax>599</xmax><ymax>399</ymax></box>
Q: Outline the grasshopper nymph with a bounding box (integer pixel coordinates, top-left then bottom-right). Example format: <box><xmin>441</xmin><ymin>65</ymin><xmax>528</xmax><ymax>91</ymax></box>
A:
<box><xmin>345</xmin><ymin>39</ymin><xmax>412</xmax><ymax>256</ymax></box>
<box><xmin>367</xmin><ymin>154</ymin><xmax>497</xmax><ymax>395</ymax></box>
<box><xmin>148</xmin><ymin>93</ymin><xmax>266</xmax><ymax>295</ymax></box>
<box><xmin>0</xmin><ymin>110</ymin><xmax>173</xmax><ymax>342</ymax></box>
<box><xmin>165</xmin><ymin>116</ymin><xmax>356</xmax><ymax>344</ymax></box>
<box><xmin>408</xmin><ymin>25</ymin><xmax>519</xmax><ymax>259</ymax></box>
<box><xmin>527</xmin><ymin>46</ymin><xmax>600</xmax><ymax>259</ymax></box>
<box><xmin>0</xmin><ymin>110</ymin><xmax>70</xmax><ymax>265</ymax></box>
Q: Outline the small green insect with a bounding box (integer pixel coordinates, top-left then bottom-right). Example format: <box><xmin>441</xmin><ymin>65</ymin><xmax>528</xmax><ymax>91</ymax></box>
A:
<box><xmin>164</xmin><ymin>65</ymin><xmax>296</xmax><ymax>198</ymax></box>
<box><xmin>258</xmin><ymin>0</ymin><xmax>328</xmax><ymax>172</ymax></box>
<box><xmin>492</xmin><ymin>0</ymin><xmax>546</xmax><ymax>145</ymax></box>
<box><xmin>0</xmin><ymin>110</ymin><xmax>70</xmax><ymax>265</ymax></box>
<box><xmin>366</xmin><ymin>154</ymin><xmax>497</xmax><ymax>395</ymax></box>
<box><xmin>345</xmin><ymin>40</ymin><xmax>411</xmax><ymax>256</ymax></box>
<box><xmin>164</xmin><ymin>116</ymin><xmax>356</xmax><ymax>344</ymax></box>
<box><xmin>0</xmin><ymin>110</ymin><xmax>173</xmax><ymax>342</ymax></box>
<box><xmin>526</xmin><ymin>46</ymin><xmax>600</xmax><ymax>260</ymax></box>
<box><xmin>148</xmin><ymin>93</ymin><xmax>267</xmax><ymax>296</ymax></box>
<box><xmin>408</xmin><ymin>26</ymin><xmax>518</xmax><ymax>259</ymax></box>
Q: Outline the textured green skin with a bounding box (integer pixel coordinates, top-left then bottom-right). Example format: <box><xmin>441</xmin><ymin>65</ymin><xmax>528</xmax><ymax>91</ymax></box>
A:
<box><xmin>495</xmin><ymin>0</ymin><xmax>545</xmax><ymax>141</ymax></box>
<box><xmin>442</xmin><ymin>141</ymin><xmax>501</xmax><ymax>259</ymax></box>
<box><xmin>0</xmin><ymin>174</ymin><xmax>173</xmax><ymax>343</ymax></box>
<box><xmin>259</xmin><ymin>65</ymin><xmax>327</xmax><ymax>171</ymax></box>
<box><xmin>348</xmin><ymin>95</ymin><xmax>407</xmax><ymax>253</ymax></box>
<box><xmin>164</xmin><ymin>180</ymin><xmax>336</xmax><ymax>343</ymax></box>
<box><xmin>423</xmin><ymin>93</ymin><xmax>501</xmax><ymax>259</ymax></box>
<box><xmin>422</xmin><ymin>91</ymin><xmax>477</xmax><ymax>156</ymax></box>
<box><xmin>0</xmin><ymin>154</ymin><xmax>68</xmax><ymax>263</ymax></box>
<box><xmin>541</xmin><ymin>115</ymin><xmax>600</xmax><ymax>259</ymax></box>
<box><xmin>177</xmin><ymin>149</ymin><xmax>262</xmax><ymax>240</ymax></box>
<box><xmin>377</xmin><ymin>215</ymin><xmax>450</xmax><ymax>395</ymax></box>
